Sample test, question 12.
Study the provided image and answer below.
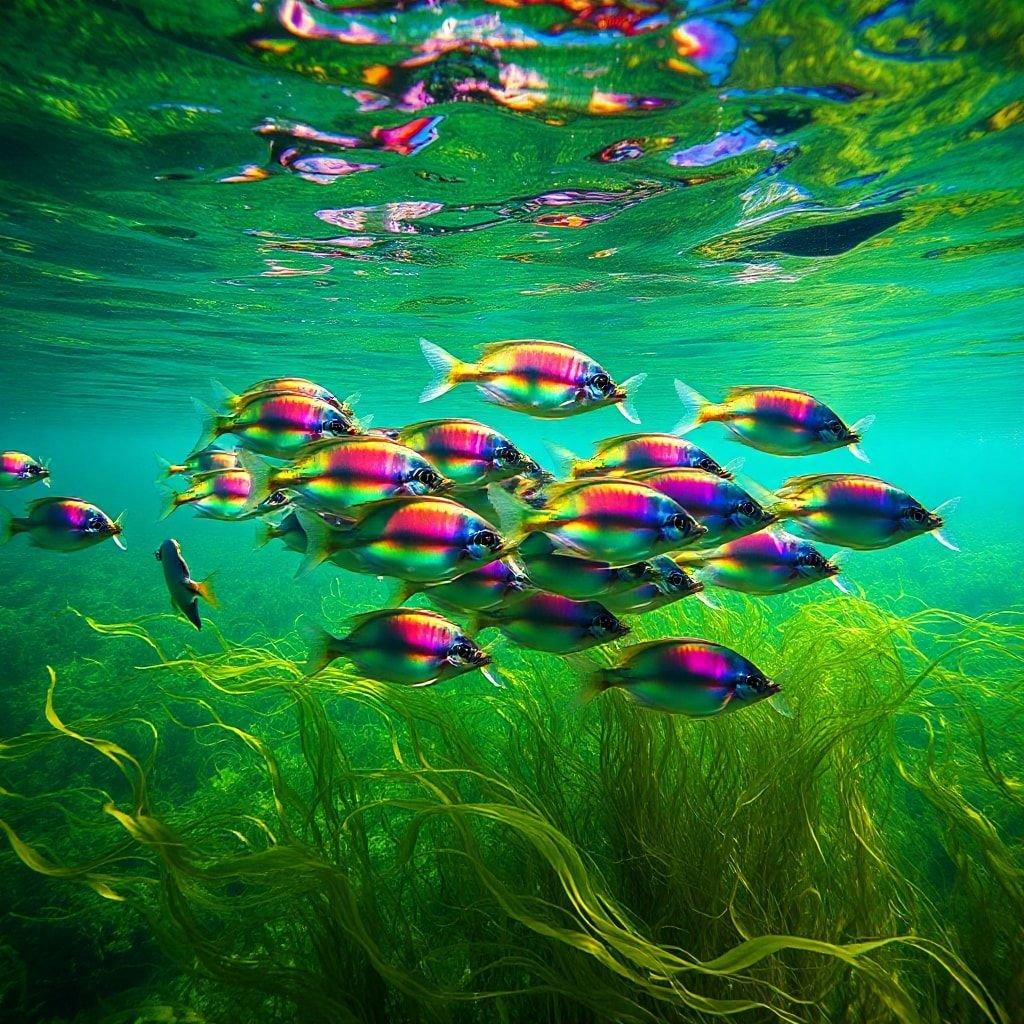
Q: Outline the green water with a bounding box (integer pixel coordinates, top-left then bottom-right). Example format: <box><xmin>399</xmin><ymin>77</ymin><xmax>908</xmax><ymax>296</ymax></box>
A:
<box><xmin>2</xmin><ymin>0</ymin><xmax>1023</xmax><ymax>1020</ymax></box>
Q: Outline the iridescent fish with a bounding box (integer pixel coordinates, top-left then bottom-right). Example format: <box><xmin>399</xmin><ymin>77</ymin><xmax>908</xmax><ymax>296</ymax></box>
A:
<box><xmin>192</xmin><ymin>392</ymin><xmax>360</xmax><ymax>460</ymax></box>
<box><xmin>211</xmin><ymin>377</ymin><xmax>352</xmax><ymax>416</ymax></box>
<box><xmin>517</xmin><ymin>531</ymin><xmax>655</xmax><ymax>601</ymax></box>
<box><xmin>552</xmin><ymin>433</ymin><xmax>738</xmax><ymax>480</ymax></box>
<box><xmin>159</xmin><ymin>447</ymin><xmax>239</xmax><ymax>478</ymax></box>
<box><xmin>675</xmin><ymin>529</ymin><xmax>848</xmax><ymax>596</ymax></box>
<box><xmin>770</xmin><ymin>473</ymin><xmax>958</xmax><ymax>551</ymax></box>
<box><xmin>240</xmin><ymin>436</ymin><xmax>451</xmax><ymax>515</ymax></box>
<box><xmin>396</xmin><ymin>556</ymin><xmax>533</xmax><ymax>612</ymax></box>
<box><xmin>296</xmin><ymin>495</ymin><xmax>509</xmax><ymax>581</ymax></box>
<box><xmin>1</xmin><ymin>451</ymin><xmax>50</xmax><ymax>490</ymax></box>
<box><xmin>602</xmin><ymin>557</ymin><xmax>707</xmax><ymax>614</ymax></box>
<box><xmin>419</xmin><ymin>338</ymin><xmax>646</xmax><ymax>422</ymax></box>
<box><xmin>1</xmin><ymin>497</ymin><xmax>124</xmax><ymax>551</ymax></box>
<box><xmin>160</xmin><ymin>470</ymin><xmax>291</xmax><ymax>521</ymax></box>
<box><xmin>674</xmin><ymin>382</ymin><xmax>874</xmax><ymax>461</ymax></box>
<box><xmin>397</xmin><ymin>418</ymin><xmax>540</xmax><ymax>490</ymax></box>
<box><xmin>518</xmin><ymin>478</ymin><xmax>706</xmax><ymax>566</ymax></box>
<box><xmin>581</xmin><ymin>638</ymin><xmax>784</xmax><ymax>718</ymax></box>
<box><xmin>155</xmin><ymin>538</ymin><xmax>218</xmax><ymax>630</ymax></box>
<box><xmin>470</xmin><ymin>590</ymin><xmax>629</xmax><ymax>654</ymax></box>
<box><xmin>627</xmin><ymin>468</ymin><xmax>775</xmax><ymax>547</ymax></box>
<box><xmin>305</xmin><ymin>607</ymin><xmax>497</xmax><ymax>687</ymax></box>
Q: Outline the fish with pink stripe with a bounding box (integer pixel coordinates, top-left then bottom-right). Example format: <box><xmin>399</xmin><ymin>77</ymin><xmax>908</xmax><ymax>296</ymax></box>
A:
<box><xmin>1</xmin><ymin>497</ymin><xmax>124</xmax><ymax>551</ymax></box>
<box><xmin>305</xmin><ymin>607</ymin><xmax>499</xmax><ymax>688</ymax></box>
<box><xmin>581</xmin><ymin>638</ymin><xmax>786</xmax><ymax>718</ymax></box>
<box><xmin>419</xmin><ymin>338</ymin><xmax>646</xmax><ymax>422</ymax></box>
<box><xmin>1</xmin><ymin>451</ymin><xmax>50</xmax><ymax>490</ymax></box>
<box><xmin>674</xmin><ymin>382</ymin><xmax>874</xmax><ymax>460</ymax></box>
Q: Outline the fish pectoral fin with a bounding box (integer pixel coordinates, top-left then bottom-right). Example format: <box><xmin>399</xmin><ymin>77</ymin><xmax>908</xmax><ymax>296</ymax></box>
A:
<box><xmin>192</xmin><ymin>573</ymin><xmax>219</xmax><ymax>608</ymax></box>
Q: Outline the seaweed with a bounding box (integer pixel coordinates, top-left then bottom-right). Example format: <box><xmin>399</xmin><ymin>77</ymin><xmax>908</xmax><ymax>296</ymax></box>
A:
<box><xmin>0</xmin><ymin>595</ymin><xmax>1021</xmax><ymax>1022</ymax></box>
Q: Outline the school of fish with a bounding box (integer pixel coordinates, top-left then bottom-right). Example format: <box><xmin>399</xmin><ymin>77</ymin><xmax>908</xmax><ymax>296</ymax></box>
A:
<box><xmin>0</xmin><ymin>338</ymin><xmax>958</xmax><ymax>718</ymax></box>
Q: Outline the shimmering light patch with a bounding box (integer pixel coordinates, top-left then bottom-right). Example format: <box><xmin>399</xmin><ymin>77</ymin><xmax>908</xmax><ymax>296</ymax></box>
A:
<box><xmin>670</xmin><ymin>19</ymin><xmax>737</xmax><ymax>84</ymax></box>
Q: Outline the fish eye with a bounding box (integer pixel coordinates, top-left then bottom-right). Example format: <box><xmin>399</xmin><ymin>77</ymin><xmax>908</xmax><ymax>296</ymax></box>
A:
<box><xmin>471</xmin><ymin>529</ymin><xmax>500</xmax><ymax>550</ymax></box>
<box><xmin>495</xmin><ymin>443</ymin><xmax>522</xmax><ymax>465</ymax></box>
<box><xmin>595</xmin><ymin>612</ymin><xmax>619</xmax><ymax>632</ymax></box>
<box><xmin>415</xmin><ymin>468</ymin><xmax>442</xmax><ymax>488</ymax></box>
<box><xmin>669</xmin><ymin>512</ymin><xmax>693</xmax><ymax>533</ymax></box>
<box><xmin>668</xmin><ymin>571</ymin><xmax>686</xmax><ymax>588</ymax></box>
<box><xmin>737</xmin><ymin>501</ymin><xmax>756</xmax><ymax>517</ymax></box>
<box><xmin>267</xmin><ymin>490</ymin><xmax>288</xmax><ymax>506</ymax></box>
<box><xmin>698</xmin><ymin>457</ymin><xmax>717</xmax><ymax>472</ymax></box>
<box><xmin>590</xmin><ymin>372</ymin><xmax>613</xmax><ymax>394</ymax></box>
<box><xmin>826</xmin><ymin>419</ymin><xmax>844</xmax><ymax>434</ymax></box>
<box><xmin>449</xmin><ymin>640</ymin><xmax>476</xmax><ymax>662</ymax></box>
<box><xmin>908</xmin><ymin>506</ymin><xmax>928</xmax><ymax>524</ymax></box>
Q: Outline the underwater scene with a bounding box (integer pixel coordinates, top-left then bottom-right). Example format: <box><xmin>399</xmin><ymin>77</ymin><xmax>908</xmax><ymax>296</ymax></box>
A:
<box><xmin>2</xmin><ymin>0</ymin><xmax>1024</xmax><ymax>1020</ymax></box>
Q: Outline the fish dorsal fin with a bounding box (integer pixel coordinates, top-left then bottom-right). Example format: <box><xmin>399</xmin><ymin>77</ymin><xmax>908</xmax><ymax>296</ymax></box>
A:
<box><xmin>532</xmin><ymin>479</ymin><xmax>594</xmax><ymax>506</ymax></box>
<box><xmin>26</xmin><ymin>495</ymin><xmax>80</xmax><ymax>513</ymax></box>
<box><xmin>400</xmin><ymin>417</ymin><xmax>488</xmax><ymax>434</ymax></box>
<box><xmin>477</xmin><ymin>339</ymin><xmax>576</xmax><ymax>357</ymax></box>
<box><xmin>724</xmin><ymin>385</ymin><xmax>805</xmax><ymax>399</ymax></box>
<box><xmin>191</xmin><ymin>467</ymin><xmax>242</xmax><ymax>482</ymax></box>
<box><xmin>775</xmin><ymin>472</ymin><xmax>850</xmax><ymax>496</ymax></box>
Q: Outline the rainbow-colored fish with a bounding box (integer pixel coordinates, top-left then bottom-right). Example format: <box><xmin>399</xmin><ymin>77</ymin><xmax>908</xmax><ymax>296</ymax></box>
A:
<box><xmin>676</xmin><ymin>529</ymin><xmax>848</xmax><ymax>596</ymax></box>
<box><xmin>397</xmin><ymin>556</ymin><xmax>533</xmax><ymax>612</ymax></box>
<box><xmin>161</xmin><ymin>470</ymin><xmax>291</xmax><ymax>521</ymax></box>
<box><xmin>212</xmin><ymin>376</ymin><xmax>352</xmax><ymax>416</ymax></box>
<box><xmin>517</xmin><ymin>531</ymin><xmax>655</xmax><ymax>600</ymax></box>
<box><xmin>1</xmin><ymin>497</ymin><xmax>124</xmax><ymax>551</ymax></box>
<box><xmin>305</xmin><ymin>607</ymin><xmax>496</xmax><ymax>687</ymax></box>
<box><xmin>159</xmin><ymin>447</ymin><xmax>239</xmax><ymax>478</ymax></box>
<box><xmin>553</xmin><ymin>433</ymin><xmax>737</xmax><ymax>480</ymax></box>
<box><xmin>296</xmin><ymin>495</ymin><xmax>508</xmax><ymax>581</ymax></box>
<box><xmin>1</xmin><ymin>451</ymin><xmax>50</xmax><ymax>490</ymax></box>
<box><xmin>397</xmin><ymin>418</ymin><xmax>540</xmax><ymax>489</ymax></box>
<box><xmin>674</xmin><ymin>382</ymin><xmax>873</xmax><ymax>460</ymax></box>
<box><xmin>770</xmin><ymin>474</ymin><xmax>958</xmax><ymax>551</ymax></box>
<box><xmin>241</xmin><ymin>436</ymin><xmax>451</xmax><ymax>515</ymax></box>
<box><xmin>471</xmin><ymin>590</ymin><xmax>629</xmax><ymax>654</ymax></box>
<box><xmin>419</xmin><ymin>338</ymin><xmax>646</xmax><ymax>422</ymax></box>
<box><xmin>603</xmin><ymin>556</ymin><xmax>706</xmax><ymax>614</ymax></box>
<box><xmin>192</xmin><ymin>392</ymin><xmax>360</xmax><ymax>460</ymax></box>
<box><xmin>627</xmin><ymin>468</ymin><xmax>775</xmax><ymax>547</ymax></box>
<box><xmin>518</xmin><ymin>478</ymin><xmax>706</xmax><ymax>566</ymax></box>
<box><xmin>581</xmin><ymin>638</ymin><xmax>783</xmax><ymax>718</ymax></box>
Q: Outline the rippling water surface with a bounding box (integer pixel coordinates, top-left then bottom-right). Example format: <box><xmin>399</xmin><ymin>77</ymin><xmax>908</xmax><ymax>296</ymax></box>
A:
<box><xmin>1</xmin><ymin>1</ymin><xmax>1023</xmax><ymax>1022</ymax></box>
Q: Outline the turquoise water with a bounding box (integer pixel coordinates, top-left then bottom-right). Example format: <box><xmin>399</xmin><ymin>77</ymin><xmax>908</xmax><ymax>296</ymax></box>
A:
<box><xmin>1</xmin><ymin>0</ymin><xmax>1023</xmax><ymax>1021</ymax></box>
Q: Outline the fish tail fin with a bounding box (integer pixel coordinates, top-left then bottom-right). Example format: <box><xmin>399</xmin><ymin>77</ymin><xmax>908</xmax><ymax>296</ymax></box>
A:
<box><xmin>295</xmin><ymin>511</ymin><xmax>345</xmax><ymax>579</ymax></box>
<box><xmin>209</xmin><ymin>377</ymin><xmax>240</xmax><ymax>412</ymax></box>
<box><xmin>300</xmin><ymin>623</ymin><xmax>349</xmax><ymax>678</ymax></box>
<box><xmin>578</xmin><ymin>666</ymin><xmax>612</xmax><ymax>705</ymax></box>
<box><xmin>418</xmin><ymin>338</ymin><xmax>475</xmax><ymax>402</ymax></box>
<box><xmin>236</xmin><ymin>450</ymin><xmax>276</xmax><ymax>514</ymax></box>
<box><xmin>672</xmin><ymin>379</ymin><xmax>712</xmax><ymax>435</ymax></box>
<box><xmin>848</xmin><ymin>414</ymin><xmax>875</xmax><ymax>463</ymax></box>
<box><xmin>254</xmin><ymin>520</ymin><xmax>278</xmax><ymax>550</ymax></box>
<box><xmin>190</xmin><ymin>398</ymin><xmax>229</xmax><ymax>455</ymax></box>
<box><xmin>484</xmin><ymin>480</ymin><xmax>534</xmax><ymax>542</ymax></box>
<box><xmin>615</xmin><ymin>373</ymin><xmax>647</xmax><ymax>425</ymax></box>
<box><xmin>544</xmin><ymin>441</ymin><xmax>579</xmax><ymax>476</ymax></box>
<box><xmin>930</xmin><ymin>497</ymin><xmax>961</xmax><ymax>552</ymax></box>
<box><xmin>156</xmin><ymin>455</ymin><xmax>185</xmax><ymax>479</ymax></box>
<box><xmin>157</xmin><ymin>485</ymin><xmax>180</xmax><ymax>522</ymax></box>
<box><xmin>194</xmin><ymin>573</ymin><xmax>219</xmax><ymax>608</ymax></box>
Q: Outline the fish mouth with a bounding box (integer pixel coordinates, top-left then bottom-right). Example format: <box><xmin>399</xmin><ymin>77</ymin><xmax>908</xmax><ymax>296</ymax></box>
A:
<box><xmin>766</xmin><ymin>681</ymin><xmax>782</xmax><ymax>697</ymax></box>
<box><xmin>472</xmin><ymin>650</ymin><xmax>492</xmax><ymax>667</ymax></box>
<box><xmin>686</xmin><ymin>578</ymin><xmax>705</xmax><ymax>596</ymax></box>
<box><xmin>928</xmin><ymin>513</ymin><xmax>944</xmax><ymax>529</ymax></box>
